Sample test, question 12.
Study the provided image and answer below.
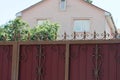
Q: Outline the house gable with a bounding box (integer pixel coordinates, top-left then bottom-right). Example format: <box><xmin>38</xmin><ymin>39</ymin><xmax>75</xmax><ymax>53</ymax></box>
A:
<box><xmin>18</xmin><ymin>0</ymin><xmax>117</xmax><ymax>37</ymax></box>
<box><xmin>19</xmin><ymin>0</ymin><xmax>107</xmax><ymax>14</ymax></box>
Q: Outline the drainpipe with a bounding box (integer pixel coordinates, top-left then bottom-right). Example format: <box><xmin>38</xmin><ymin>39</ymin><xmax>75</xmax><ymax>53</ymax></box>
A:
<box><xmin>105</xmin><ymin>12</ymin><xmax>118</xmax><ymax>34</ymax></box>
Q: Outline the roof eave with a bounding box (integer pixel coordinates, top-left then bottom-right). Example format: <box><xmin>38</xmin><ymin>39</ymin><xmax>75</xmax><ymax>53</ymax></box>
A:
<box><xmin>16</xmin><ymin>0</ymin><xmax>45</xmax><ymax>17</ymax></box>
<box><xmin>82</xmin><ymin>0</ymin><xmax>109</xmax><ymax>12</ymax></box>
<box><xmin>105</xmin><ymin>12</ymin><xmax>117</xmax><ymax>33</ymax></box>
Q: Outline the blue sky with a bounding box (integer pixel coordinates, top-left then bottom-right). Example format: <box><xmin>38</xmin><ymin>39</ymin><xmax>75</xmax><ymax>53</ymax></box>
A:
<box><xmin>0</xmin><ymin>0</ymin><xmax>120</xmax><ymax>28</ymax></box>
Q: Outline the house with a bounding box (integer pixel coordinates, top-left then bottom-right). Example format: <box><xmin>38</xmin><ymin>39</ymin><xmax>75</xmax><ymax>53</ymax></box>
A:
<box><xmin>16</xmin><ymin>0</ymin><xmax>117</xmax><ymax>40</ymax></box>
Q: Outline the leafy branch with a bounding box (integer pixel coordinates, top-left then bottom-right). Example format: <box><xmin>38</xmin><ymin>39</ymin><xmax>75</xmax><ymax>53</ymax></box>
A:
<box><xmin>0</xmin><ymin>18</ymin><xmax>60</xmax><ymax>41</ymax></box>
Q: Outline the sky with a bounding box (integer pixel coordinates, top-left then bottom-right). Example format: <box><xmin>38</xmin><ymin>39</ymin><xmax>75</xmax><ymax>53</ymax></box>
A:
<box><xmin>0</xmin><ymin>0</ymin><xmax>120</xmax><ymax>28</ymax></box>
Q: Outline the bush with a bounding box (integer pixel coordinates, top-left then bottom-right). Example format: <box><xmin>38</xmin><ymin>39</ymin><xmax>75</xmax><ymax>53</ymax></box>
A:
<box><xmin>0</xmin><ymin>19</ymin><xmax>60</xmax><ymax>41</ymax></box>
<box><xmin>30</xmin><ymin>20</ymin><xmax>60</xmax><ymax>40</ymax></box>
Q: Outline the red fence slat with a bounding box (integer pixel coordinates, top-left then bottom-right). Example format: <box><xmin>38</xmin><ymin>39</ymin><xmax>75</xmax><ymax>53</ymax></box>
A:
<box><xmin>69</xmin><ymin>44</ymin><xmax>95</xmax><ymax>80</ymax></box>
<box><xmin>116</xmin><ymin>44</ymin><xmax>120</xmax><ymax>80</ymax></box>
<box><xmin>19</xmin><ymin>45</ymin><xmax>38</xmax><ymax>80</ymax></box>
<box><xmin>109</xmin><ymin>44</ymin><xmax>117</xmax><ymax>80</ymax></box>
<box><xmin>42</xmin><ymin>44</ymin><xmax>65</xmax><ymax>80</ymax></box>
<box><xmin>0</xmin><ymin>45</ymin><xmax>12</xmax><ymax>80</ymax></box>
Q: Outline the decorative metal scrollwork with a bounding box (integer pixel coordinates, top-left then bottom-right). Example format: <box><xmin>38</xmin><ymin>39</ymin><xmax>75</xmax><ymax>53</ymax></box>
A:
<box><xmin>36</xmin><ymin>45</ymin><xmax>46</xmax><ymax>80</ymax></box>
<box><xmin>92</xmin><ymin>45</ymin><xmax>102</xmax><ymax>80</ymax></box>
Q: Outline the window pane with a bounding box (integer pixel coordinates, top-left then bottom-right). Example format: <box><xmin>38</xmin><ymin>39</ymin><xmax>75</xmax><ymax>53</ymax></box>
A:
<box><xmin>60</xmin><ymin>0</ymin><xmax>66</xmax><ymax>10</ymax></box>
<box><xmin>74</xmin><ymin>20</ymin><xmax>90</xmax><ymax>32</ymax></box>
<box><xmin>37</xmin><ymin>20</ymin><xmax>45</xmax><ymax>25</ymax></box>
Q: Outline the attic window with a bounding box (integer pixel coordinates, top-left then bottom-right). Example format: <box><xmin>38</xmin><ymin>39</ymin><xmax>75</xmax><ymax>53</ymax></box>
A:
<box><xmin>60</xmin><ymin>0</ymin><xmax>66</xmax><ymax>10</ymax></box>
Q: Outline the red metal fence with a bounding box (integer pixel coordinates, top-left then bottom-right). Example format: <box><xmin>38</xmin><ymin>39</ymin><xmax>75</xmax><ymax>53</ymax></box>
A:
<box><xmin>0</xmin><ymin>45</ymin><xmax>12</xmax><ymax>80</ymax></box>
<box><xmin>0</xmin><ymin>40</ymin><xmax>120</xmax><ymax>80</ymax></box>
<box><xmin>69</xmin><ymin>44</ymin><xmax>120</xmax><ymax>80</ymax></box>
<box><xmin>19</xmin><ymin>45</ymin><xmax>65</xmax><ymax>80</ymax></box>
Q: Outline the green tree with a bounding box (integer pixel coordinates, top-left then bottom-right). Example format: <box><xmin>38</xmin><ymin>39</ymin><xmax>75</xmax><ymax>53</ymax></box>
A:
<box><xmin>0</xmin><ymin>19</ymin><xmax>60</xmax><ymax>41</ymax></box>
<box><xmin>30</xmin><ymin>21</ymin><xmax>60</xmax><ymax>40</ymax></box>
<box><xmin>0</xmin><ymin>27</ymin><xmax>6</xmax><ymax>41</ymax></box>
<box><xmin>3</xmin><ymin>18</ymin><xmax>30</xmax><ymax>41</ymax></box>
<box><xmin>85</xmin><ymin>0</ymin><xmax>93</xmax><ymax>4</ymax></box>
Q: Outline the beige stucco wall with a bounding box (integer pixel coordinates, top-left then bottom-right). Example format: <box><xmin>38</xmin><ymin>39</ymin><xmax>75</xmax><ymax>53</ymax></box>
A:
<box><xmin>21</xmin><ymin>0</ymin><xmax>112</xmax><ymax>40</ymax></box>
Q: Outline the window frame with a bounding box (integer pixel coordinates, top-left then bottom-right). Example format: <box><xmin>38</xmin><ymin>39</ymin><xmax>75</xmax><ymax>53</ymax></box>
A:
<box><xmin>73</xmin><ymin>19</ymin><xmax>91</xmax><ymax>32</ymax></box>
<box><xmin>37</xmin><ymin>19</ymin><xmax>47</xmax><ymax>25</ymax></box>
<box><xmin>60</xmin><ymin>0</ymin><xmax>66</xmax><ymax>10</ymax></box>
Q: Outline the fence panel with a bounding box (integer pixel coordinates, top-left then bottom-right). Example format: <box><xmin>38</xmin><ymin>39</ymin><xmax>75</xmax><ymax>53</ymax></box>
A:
<box><xmin>19</xmin><ymin>44</ymin><xmax>65</xmax><ymax>80</ymax></box>
<box><xmin>19</xmin><ymin>45</ymin><xmax>38</xmax><ymax>80</ymax></box>
<box><xmin>99</xmin><ymin>44</ymin><xmax>109</xmax><ymax>80</ymax></box>
<box><xmin>42</xmin><ymin>44</ymin><xmax>65</xmax><ymax>80</ymax></box>
<box><xmin>0</xmin><ymin>45</ymin><xmax>12</xmax><ymax>80</ymax></box>
<box><xmin>69</xmin><ymin>44</ymin><xmax>95</xmax><ymax>80</ymax></box>
<box><xmin>69</xmin><ymin>43</ymin><xmax>120</xmax><ymax>80</ymax></box>
<box><xmin>109</xmin><ymin>44</ymin><xmax>117</xmax><ymax>80</ymax></box>
<box><xmin>98</xmin><ymin>44</ymin><xmax>120</xmax><ymax>80</ymax></box>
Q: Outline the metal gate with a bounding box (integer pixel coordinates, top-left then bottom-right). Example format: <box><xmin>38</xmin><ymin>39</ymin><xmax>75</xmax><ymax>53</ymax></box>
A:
<box><xmin>19</xmin><ymin>44</ymin><xmax>65</xmax><ymax>80</ymax></box>
<box><xmin>0</xmin><ymin>40</ymin><xmax>120</xmax><ymax>80</ymax></box>
<box><xmin>0</xmin><ymin>45</ymin><xmax>12</xmax><ymax>80</ymax></box>
<box><xmin>70</xmin><ymin>44</ymin><xmax>120</xmax><ymax>80</ymax></box>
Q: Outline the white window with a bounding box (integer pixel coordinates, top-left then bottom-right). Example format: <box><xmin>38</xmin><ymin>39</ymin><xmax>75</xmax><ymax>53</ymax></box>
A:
<box><xmin>37</xmin><ymin>20</ymin><xmax>46</xmax><ymax>25</ymax></box>
<box><xmin>73</xmin><ymin>20</ymin><xmax>90</xmax><ymax>32</ymax></box>
<box><xmin>60</xmin><ymin>0</ymin><xmax>66</xmax><ymax>10</ymax></box>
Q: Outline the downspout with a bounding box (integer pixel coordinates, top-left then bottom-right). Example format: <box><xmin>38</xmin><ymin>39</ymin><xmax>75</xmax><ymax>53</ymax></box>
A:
<box><xmin>105</xmin><ymin>12</ymin><xmax>118</xmax><ymax>34</ymax></box>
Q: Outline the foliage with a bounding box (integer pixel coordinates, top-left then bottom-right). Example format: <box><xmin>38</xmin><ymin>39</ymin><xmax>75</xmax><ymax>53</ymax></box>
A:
<box><xmin>85</xmin><ymin>0</ymin><xmax>93</xmax><ymax>4</ymax></box>
<box><xmin>0</xmin><ymin>19</ymin><xmax>60</xmax><ymax>41</ymax></box>
<box><xmin>30</xmin><ymin>21</ymin><xmax>60</xmax><ymax>40</ymax></box>
<box><xmin>0</xmin><ymin>27</ymin><xmax>6</xmax><ymax>41</ymax></box>
<box><xmin>3</xmin><ymin>18</ymin><xmax>30</xmax><ymax>41</ymax></box>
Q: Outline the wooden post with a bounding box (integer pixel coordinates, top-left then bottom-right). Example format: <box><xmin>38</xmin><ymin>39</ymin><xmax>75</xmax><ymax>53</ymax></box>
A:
<box><xmin>11</xmin><ymin>42</ymin><xmax>19</xmax><ymax>80</ymax></box>
<box><xmin>65</xmin><ymin>44</ymin><xmax>70</xmax><ymax>80</ymax></box>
